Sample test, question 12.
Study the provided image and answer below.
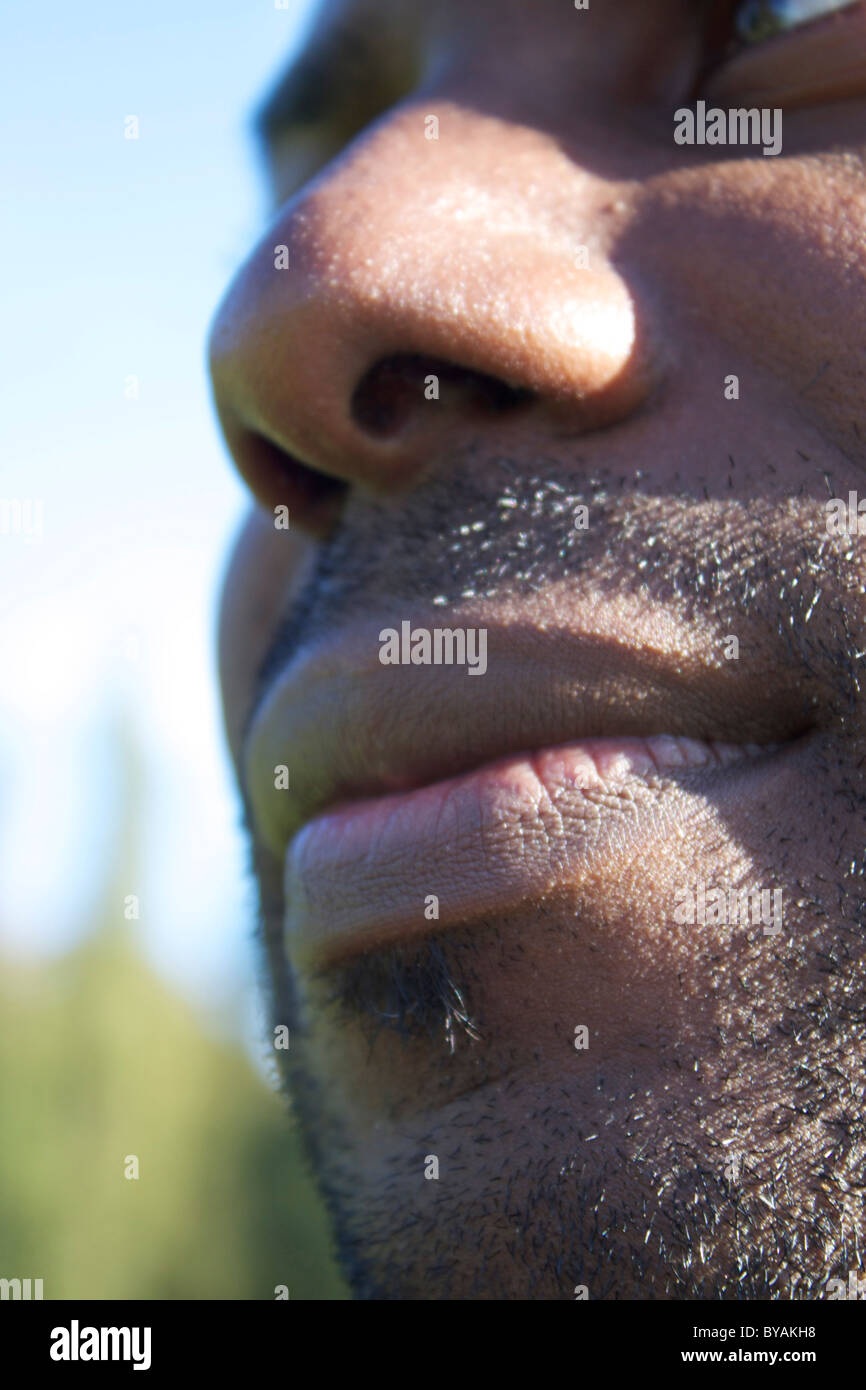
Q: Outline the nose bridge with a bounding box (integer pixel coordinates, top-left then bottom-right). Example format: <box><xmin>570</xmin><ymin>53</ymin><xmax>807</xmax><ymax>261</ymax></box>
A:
<box><xmin>210</xmin><ymin>95</ymin><xmax>662</xmax><ymax>514</ymax></box>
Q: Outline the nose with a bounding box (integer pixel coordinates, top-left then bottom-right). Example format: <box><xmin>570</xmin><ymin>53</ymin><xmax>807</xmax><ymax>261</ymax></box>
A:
<box><xmin>209</xmin><ymin>101</ymin><xmax>662</xmax><ymax>534</ymax></box>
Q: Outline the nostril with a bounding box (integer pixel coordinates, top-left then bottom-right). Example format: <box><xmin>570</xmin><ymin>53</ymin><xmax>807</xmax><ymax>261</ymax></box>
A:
<box><xmin>350</xmin><ymin>354</ymin><xmax>535</xmax><ymax>437</ymax></box>
<box><xmin>243</xmin><ymin>431</ymin><xmax>347</xmax><ymax>534</ymax></box>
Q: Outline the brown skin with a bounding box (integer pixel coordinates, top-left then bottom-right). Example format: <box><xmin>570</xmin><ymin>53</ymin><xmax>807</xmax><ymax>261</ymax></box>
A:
<box><xmin>210</xmin><ymin>0</ymin><xmax>866</xmax><ymax>1297</ymax></box>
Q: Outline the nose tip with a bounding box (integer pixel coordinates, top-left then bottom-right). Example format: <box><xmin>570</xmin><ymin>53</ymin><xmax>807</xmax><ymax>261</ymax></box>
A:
<box><xmin>208</xmin><ymin>117</ymin><xmax>663</xmax><ymax>533</ymax></box>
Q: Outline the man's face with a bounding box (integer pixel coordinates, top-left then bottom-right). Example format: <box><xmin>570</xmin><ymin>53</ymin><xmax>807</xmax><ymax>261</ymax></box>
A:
<box><xmin>209</xmin><ymin>0</ymin><xmax>866</xmax><ymax>1298</ymax></box>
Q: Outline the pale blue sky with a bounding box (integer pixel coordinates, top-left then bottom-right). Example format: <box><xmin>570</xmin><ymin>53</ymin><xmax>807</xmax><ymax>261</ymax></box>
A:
<box><xmin>1</xmin><ymin>0</ymin><xmax>318</xmax><ymax>1034</ymax></box>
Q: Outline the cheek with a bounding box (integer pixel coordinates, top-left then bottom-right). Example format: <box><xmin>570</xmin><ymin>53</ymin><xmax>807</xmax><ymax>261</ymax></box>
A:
<box><xmin>218</xmin><ymin>506</ymin><xmax>318</xmax><ymax>764</ymax></box>
<box><xmin>631</xmin><ymin>156</ymin><xmax>866</xmax><ymax>463</ymax></box>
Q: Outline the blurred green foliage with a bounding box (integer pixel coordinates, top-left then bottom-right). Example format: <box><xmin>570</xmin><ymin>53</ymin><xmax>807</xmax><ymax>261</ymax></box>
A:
<box><xmin>0</xmin><ymin>923</ymin><xmax>349</xmax><ymax>1299</ymax></box>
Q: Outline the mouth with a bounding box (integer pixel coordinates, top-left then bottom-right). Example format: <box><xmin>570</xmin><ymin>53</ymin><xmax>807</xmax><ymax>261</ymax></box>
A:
<box><xmin>243</xmin><ymin>600</ymin><xmax>817</xmax><ymax>965</ymax></box>
<box><xmin>285</xmin><ymin>734</ymin><xmax>809</xmax><ymax>966</ymax></box>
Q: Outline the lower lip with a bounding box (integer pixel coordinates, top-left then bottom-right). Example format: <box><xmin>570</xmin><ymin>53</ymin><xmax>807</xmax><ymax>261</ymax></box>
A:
<box><xmin>282</xmin><ymin>735</ymin><xmax>786</xmax><ymax>965</ymax></box>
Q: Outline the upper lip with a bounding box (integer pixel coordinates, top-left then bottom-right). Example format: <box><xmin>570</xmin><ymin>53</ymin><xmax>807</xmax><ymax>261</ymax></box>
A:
<box><xmin>243</xmin><ymin>606</ymin><xmax>816</xmax><ymax>859</ymax></box>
